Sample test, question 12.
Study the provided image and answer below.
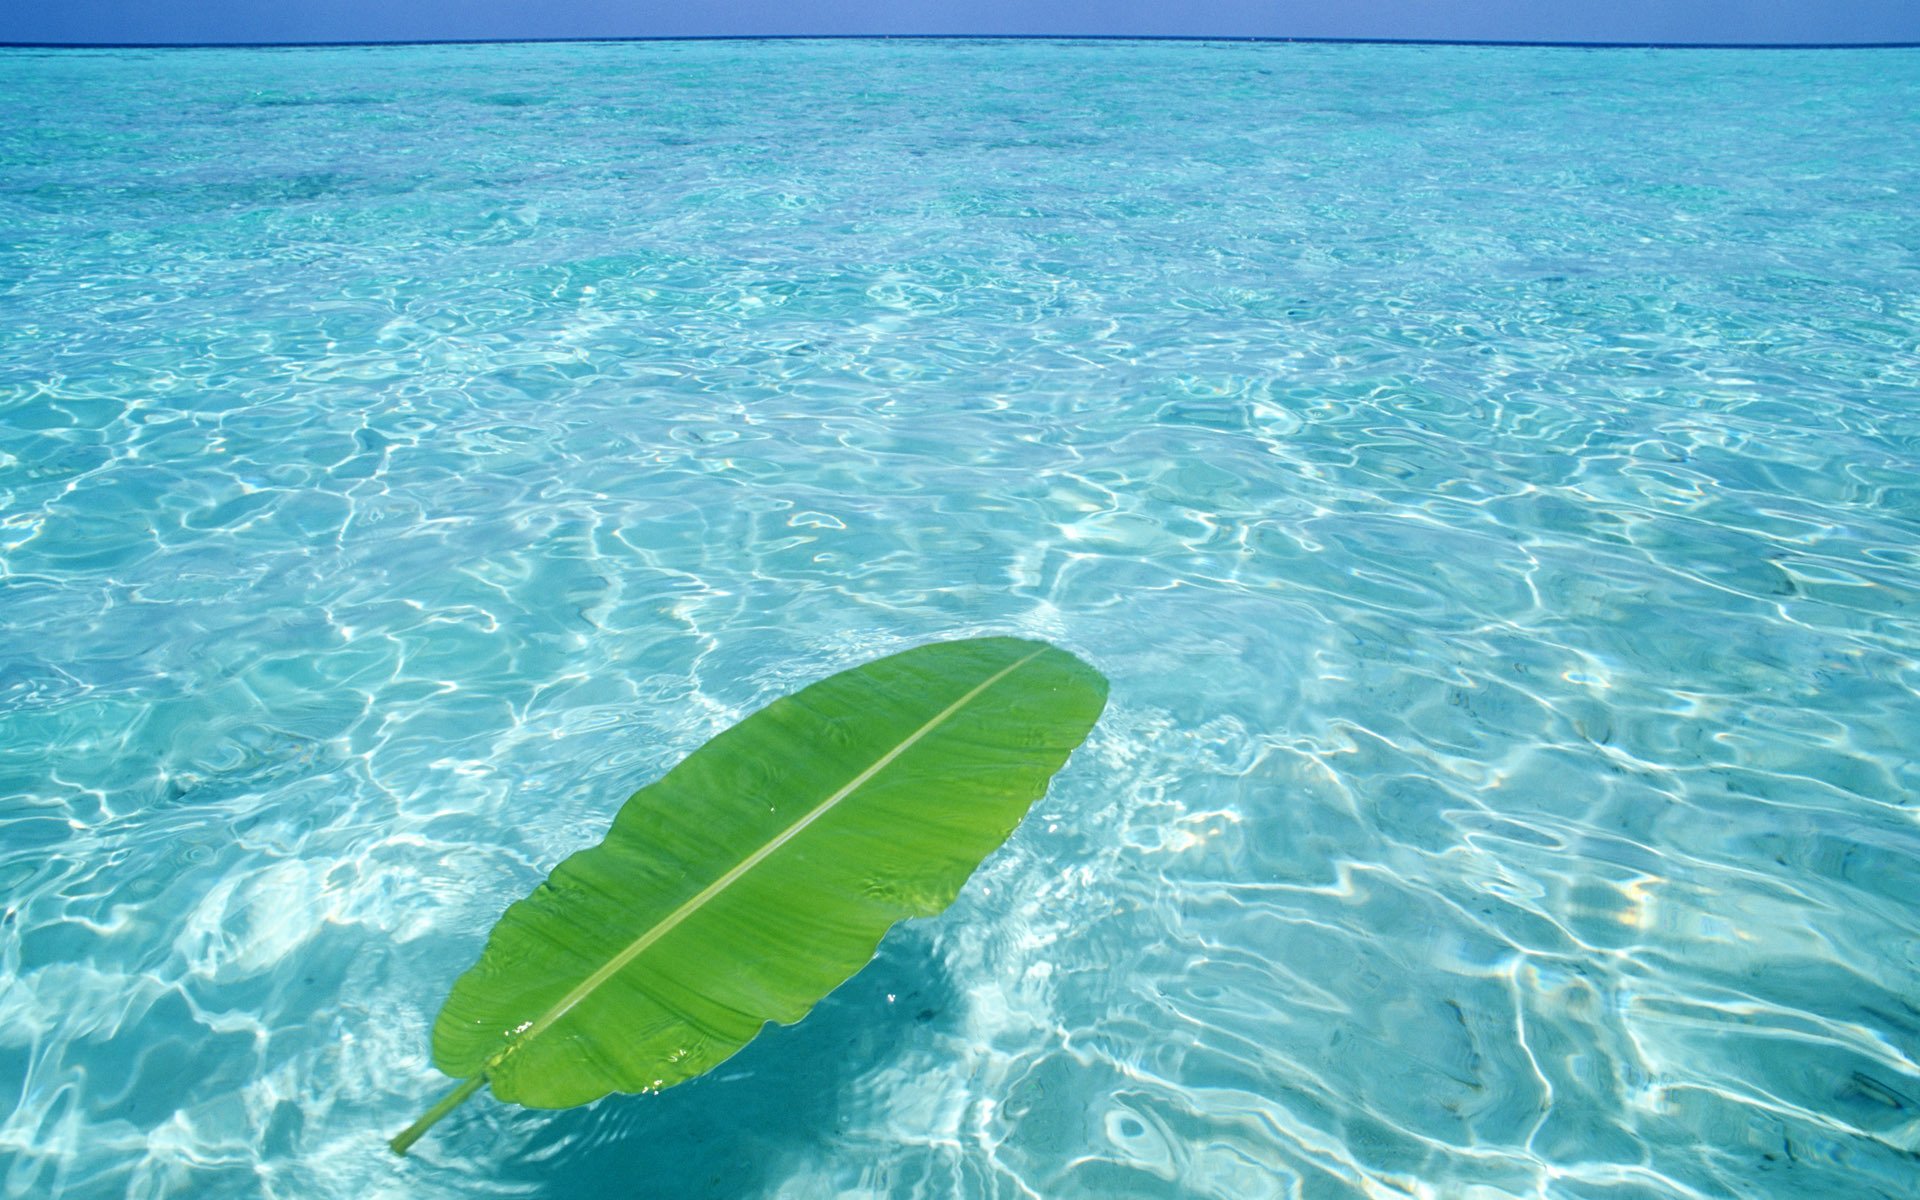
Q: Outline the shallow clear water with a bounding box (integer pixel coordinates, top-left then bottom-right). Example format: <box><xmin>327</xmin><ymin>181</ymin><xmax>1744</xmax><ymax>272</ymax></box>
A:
<box><xmin>3</xmin><ymin>38</ymin><xmax>1919</xmax><ymax>1200</ymax></box>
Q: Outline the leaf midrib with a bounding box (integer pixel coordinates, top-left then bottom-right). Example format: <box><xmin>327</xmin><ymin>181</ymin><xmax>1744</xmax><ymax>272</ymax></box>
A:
<box><xmin>491</xmin><ymin>645</ymin><xmax>1048</xmax><ymax>1069</ymax></box>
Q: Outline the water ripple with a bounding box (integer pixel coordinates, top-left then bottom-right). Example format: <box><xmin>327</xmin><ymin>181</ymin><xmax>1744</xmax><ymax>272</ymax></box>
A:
<box><xmin>3</xmin><ymin>37</ymin><xmax>1919</xmax><ymax>1200</ymax></box>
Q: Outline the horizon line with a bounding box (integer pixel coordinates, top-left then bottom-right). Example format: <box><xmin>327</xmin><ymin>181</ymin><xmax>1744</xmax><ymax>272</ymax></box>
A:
<box><xmin>4</xmin><ymin>33</ymin><xmax>1918</xmax><ymax>51</ymax></box>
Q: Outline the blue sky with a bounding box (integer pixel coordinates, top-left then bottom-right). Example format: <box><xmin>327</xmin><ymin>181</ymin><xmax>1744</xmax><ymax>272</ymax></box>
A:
<box><xmin>3</xmin><ymin>0</ymin><xmax>1916</xmax><ymax>46</ymax></box>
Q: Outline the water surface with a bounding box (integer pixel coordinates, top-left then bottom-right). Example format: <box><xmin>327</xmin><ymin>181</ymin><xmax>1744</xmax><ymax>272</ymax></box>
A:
<box><xmin>2</xmin><ymin>39</ymin><xmax>1918</xmax><ymax>1200</ymax></box>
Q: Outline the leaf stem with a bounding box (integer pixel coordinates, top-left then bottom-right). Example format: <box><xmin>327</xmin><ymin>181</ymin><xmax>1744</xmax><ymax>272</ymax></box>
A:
<box><xmin>390</xmin><ymin>1075</ymin><xmax>486</xmax><ymax>1156</ymax></box>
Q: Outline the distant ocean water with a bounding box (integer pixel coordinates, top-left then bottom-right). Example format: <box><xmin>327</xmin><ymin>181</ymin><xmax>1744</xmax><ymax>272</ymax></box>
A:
<box><xmin>2</xmin><ymin>38</ymin><xmax>1918</xmax><ymax>1200</ymax></box>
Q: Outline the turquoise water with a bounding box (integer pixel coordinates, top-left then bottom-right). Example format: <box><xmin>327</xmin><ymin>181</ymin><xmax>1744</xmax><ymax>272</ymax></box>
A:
<box><xmin>3</xmin><ymin>37</ymin><xmax>1919</xmax><ymax>1199</ymax></box>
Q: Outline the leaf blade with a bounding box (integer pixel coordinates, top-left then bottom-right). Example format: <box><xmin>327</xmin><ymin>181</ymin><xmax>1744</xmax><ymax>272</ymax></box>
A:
<box><xmin>425</xmin><ymin>636</ymin><xmax>1107</xmax><ymax>1112</ymax></box>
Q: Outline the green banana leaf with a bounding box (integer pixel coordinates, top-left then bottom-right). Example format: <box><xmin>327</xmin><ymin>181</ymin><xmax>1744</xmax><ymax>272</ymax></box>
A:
<box><xmin>391</xmin><ymin>636</ymin><xmax>1107</xmax><ymax>1154</ymax></box>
